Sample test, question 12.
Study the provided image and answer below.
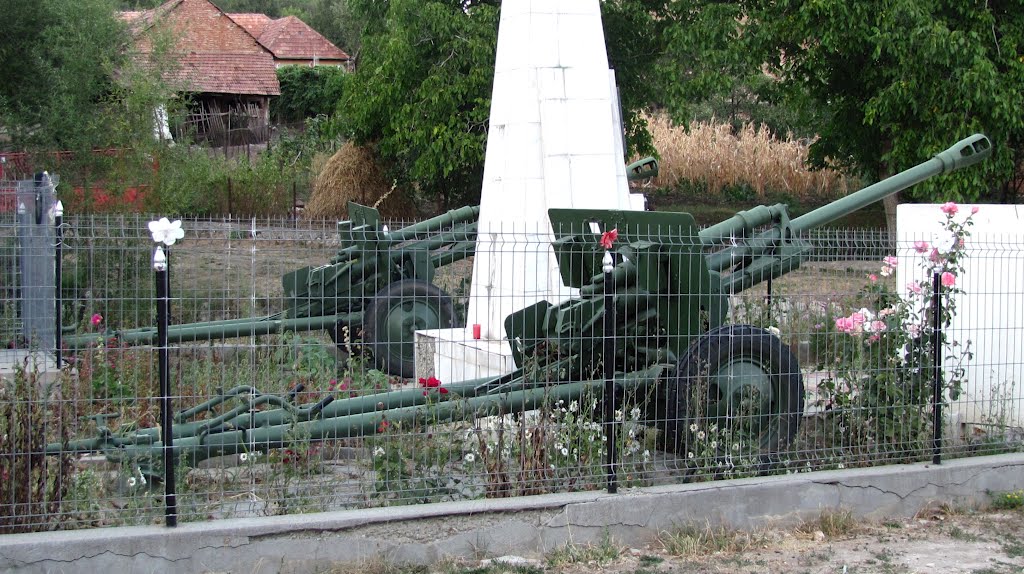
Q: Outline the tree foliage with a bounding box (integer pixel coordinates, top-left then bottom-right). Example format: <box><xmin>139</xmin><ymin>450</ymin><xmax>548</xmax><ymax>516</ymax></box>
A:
<box><xmin>747</xmin><ymin>0</ymin><xmax>1024</xmax><ymax>201</ymax></box>
<box><xmin>338</xmin><ymin>0</ymin><xmax>499</xmax><ymax>207</ymax></box>
<box><xmin>0</xmin><ymin>0</ymin><xmax>127</xmax><ymax>152</ymax></box>
<box><xmin>272</xmin><ymin>65</ymin><xmax>347</xmax><ymax>123</ymax></box>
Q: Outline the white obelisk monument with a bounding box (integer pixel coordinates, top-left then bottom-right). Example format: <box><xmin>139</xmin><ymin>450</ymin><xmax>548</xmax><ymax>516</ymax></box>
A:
<box><xmin>418</xmin><ymin>0</ymin><xmax>643</xmax><ymax>381</ymax></box>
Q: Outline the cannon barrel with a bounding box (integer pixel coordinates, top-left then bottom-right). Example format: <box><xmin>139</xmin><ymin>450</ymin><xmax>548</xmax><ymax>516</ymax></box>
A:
<box><xmin>46</xmin><ymin>366</ymin><xmax>664</xmax><ymax>465</ymax></box>
<box><xmin>698</xmin><ymin>133</ymin><xmax>992</xmax><ymax>245</ymax></box>
<box><xmin>792</xmin><ymin>133</ymin><xmax>992</xmax><ymax>232</ymax></box>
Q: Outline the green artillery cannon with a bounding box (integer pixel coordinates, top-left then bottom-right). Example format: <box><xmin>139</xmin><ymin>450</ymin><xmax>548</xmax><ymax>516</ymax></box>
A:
<box><xmin>49</xmin><ymin>134</ymin><xmax>991</xmax><ymax>471</ymax></box>
<box><xmin>62</xmin><ymin>159</ymin><xmax>660</xmax><ymax>379</ymax></box>
<box><xmin>62</xmin><ymin>203</ymin><xmax>480</xmax><ymax>378</ymax></box>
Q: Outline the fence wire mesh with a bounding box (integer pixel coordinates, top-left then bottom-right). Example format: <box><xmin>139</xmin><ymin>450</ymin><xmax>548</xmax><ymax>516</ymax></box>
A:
<box><xmin>1</xmin><ymin>209</ymin><xmax>1021</xmax><ymax>534</ymax></box>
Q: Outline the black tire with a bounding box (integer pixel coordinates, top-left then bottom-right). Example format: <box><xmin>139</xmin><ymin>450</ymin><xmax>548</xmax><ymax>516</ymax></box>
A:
<box><xmin>362</xmin><ymin>279</ymin><xmax>456</xmax><ymax>378</ymax></box>
<box><xmin>662</xmin><ymin>325</ymin><xmax>804</xmax><ymax>467</ymax></box>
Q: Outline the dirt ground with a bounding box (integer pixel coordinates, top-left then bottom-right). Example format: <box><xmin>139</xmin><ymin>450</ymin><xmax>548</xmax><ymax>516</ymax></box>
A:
<box><xmin>547</xmin><ymin>507</ymin><xmax>1024</xmax><ymax>574</ymax></box>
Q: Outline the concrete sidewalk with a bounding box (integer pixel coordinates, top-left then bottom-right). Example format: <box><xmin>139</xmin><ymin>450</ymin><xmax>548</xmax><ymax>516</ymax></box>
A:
<box><xmin>1</xmin><ymin>453</ymin><xmax>1022</xmax><ymax>574</ymax></box>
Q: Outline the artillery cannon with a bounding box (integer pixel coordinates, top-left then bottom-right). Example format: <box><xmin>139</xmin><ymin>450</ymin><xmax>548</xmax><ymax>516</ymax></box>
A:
<box><xmin>62</xmin><ymin>158</ymin><xmax>660</xmax><ymax>378</ymax></box>
<box><xmin>49</xmin><ymin>134</ymin><xmax>992</xmax><ymax>471</ymax></box>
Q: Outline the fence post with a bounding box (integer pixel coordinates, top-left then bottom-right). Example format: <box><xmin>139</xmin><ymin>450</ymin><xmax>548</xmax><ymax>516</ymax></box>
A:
<box><xmin>53</xmin><ymin>200</ymin><xmax>63</xmax><ymax>369</ymax></box>
<box><xmin>931</xmin><ymin>271</ymin><xmax>943</xmax><ymax>465</ymax></box>
<box><xmin>602</xmin><ymin>250</ymin><xmax>618</xmax><ymax>494</ymax></box>
<box><xmin>153</xmin><ymin>246</ymin><xmax>177</xmax><ymax>526</ymax></box>
<box><xmin>15</xmin><ymin>173</ymin><xmax>56</xmax><ymax>352</ymax></box>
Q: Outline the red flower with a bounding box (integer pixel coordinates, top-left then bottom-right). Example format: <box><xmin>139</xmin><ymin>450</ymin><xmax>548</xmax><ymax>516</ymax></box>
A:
<box><xmin>377</xmin><ymin>419</ymin><xmax>389</xmax><ymax>433</ymax></box>
<box><xmin>439</xmin><ymin>387</ymin><xmax>449</xmax><ymax>394</ymax></box>
<box><xmin>599</xmin><ymin>228</ymin><xmax>619</xmax><ymax>249</ymax></box>
<box><xmin>418</xmin><ymin>376</ymin><xmax>442</xmax><ymax>388</ymax></box>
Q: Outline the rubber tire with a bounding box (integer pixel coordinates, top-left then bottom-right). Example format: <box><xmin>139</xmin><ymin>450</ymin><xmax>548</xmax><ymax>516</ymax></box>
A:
<box><xmin>362</xmin><ymin>279</ymin><xmax>456</xmax><ymax>378</ymax></box>
<box><xmin>663</xmin><ymin>324</ymin><xmax>804</xmax><ymax>463</ymax></box>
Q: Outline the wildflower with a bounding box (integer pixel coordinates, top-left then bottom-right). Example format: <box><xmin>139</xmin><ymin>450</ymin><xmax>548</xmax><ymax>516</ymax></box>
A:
<box><xmin>90</xmin><ymin>313</ymin><xmax>103</xmax><ymax>327</ymax></box>
<box><xmin>940</xmin><ymin>202</ymin><xmax>958</xmax><ymax>216</ymax></box>
<box><xmin>697</xmin><ymin>431</ymin><xmax>706</xmax><ymax>440</ymax></box>
<box><xmin>560</xmin><ymin>447</ymin><xmax>569</xmax><ymax>456</ymax></box>
<box><xmin>464</xmin><ymin>453</ymin><xmax>475</xmax><ymax>463</ymax></box>
<box><xmin>630</xmin><ymin>407</ymin><xmax>641</xmax><ymax>420</ymax></box>
<box><xmin>555</xmin><ymin>442</ymin><xmax>564</xmax><ymax>451</ymax></box>
<box><xmin>377</xmin><ymin>419</ymin><xmax>389</xmax><ymax>433</ymax></box>
<box><xmin>239</xmin><ymin>452</ymin><xmax>248</xmax><ymax>463</ymax></box>
<box><xmin>688</xmin><ymin>451</ymin><xmax>695</xmax><ymax>459</ymax></box>
<box><xmin>127</xmin><ymin>477</ymin><xmax>137</xmax><ymax>488</ymax></box>
<box><xmin>941</xmin><ymin>271</ymin><xmax>956</xmax><ymax>287</ymax></box>
<box><xmin>689</xmin><ymin>423</ymin><xmax>699</xmax><ymax>432</ymax></box>
<box><xmin>732</xmin><ymin>443</ymin><xmax>740</xmax><ymax>452</ymax></box>
<box><xmin>373</xmin><ymin>446</ymin><xmax>385</xmax><ymax>457</ymax></box>
<box><xmin>568</xmin><ymin>400</ymin><xmax>578</xmax><ymax>412</ymax></box>
<box><xmin>615</xmin><ymin>409</ymin><xmax>623</xmax><ymax>421</ymax></box>
<box><xmin>710</xmin><ymin>440</ymin><xmax>718</xmax><ymax>449</ymax></box>
<box><xmin>599</xmin><ymin>228</ymin><xmax>619</xmax><ymax>249</ymax></box>
<box><xmin>642</xmin><ymin>450</ymin><xmax>651</xmax><ymax>463</ymax></box>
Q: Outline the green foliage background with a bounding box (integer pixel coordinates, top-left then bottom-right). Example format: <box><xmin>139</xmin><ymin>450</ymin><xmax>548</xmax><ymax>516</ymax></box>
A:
<box><xmin>3</xmin><ymin>0</ymin><xmax>1022</xmax><ymax>214</ymax></box>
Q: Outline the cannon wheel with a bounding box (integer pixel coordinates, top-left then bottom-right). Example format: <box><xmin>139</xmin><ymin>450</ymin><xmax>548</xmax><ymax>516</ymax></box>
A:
<box><xmin>663</xmin><ymin>324</ymin><xmax>803</xmax><ymax>468</ymax></box>
<box><xmin>363</xmin><ymin>279</ymin><xmax>456</xmax><ymax>378</ymax></box>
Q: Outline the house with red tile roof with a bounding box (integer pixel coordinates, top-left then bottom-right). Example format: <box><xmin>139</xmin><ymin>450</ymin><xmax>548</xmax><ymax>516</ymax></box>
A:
<box><xmin>121</xmin><ymin>0</ymin><xmax>283</xmax><ymax>144</ymax></box>
<box><xmin>228</xmin><ymin>14</ymin><xmax>350</xmax><ymax>68</ymax></box>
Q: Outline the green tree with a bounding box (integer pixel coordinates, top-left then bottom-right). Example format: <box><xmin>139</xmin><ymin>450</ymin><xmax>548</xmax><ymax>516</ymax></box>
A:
<box><xmin>748</xmin><ymin>0</ymin><xmax>1024</xmax><ymax>202</ymax></box>
<box><xmin>272</xmin><ymin>65</ymin><xmax>347</xmax><ymax>123</ymax></box>
<box><xmin>0</xmin><ymin>0</ymin><xmax>127</xmax><ymax>151</ymax></box>
<box><xmin>339</xmin><ymin>0</ymin><xmax>499</xmax><ymax>208</ymax></box>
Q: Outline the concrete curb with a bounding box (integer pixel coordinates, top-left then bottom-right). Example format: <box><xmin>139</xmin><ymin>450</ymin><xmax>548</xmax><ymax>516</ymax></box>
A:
<box><xmin>2</xmin><ymin>453</ymin><xmax>1023</xmax><ymax>573</ymax></box>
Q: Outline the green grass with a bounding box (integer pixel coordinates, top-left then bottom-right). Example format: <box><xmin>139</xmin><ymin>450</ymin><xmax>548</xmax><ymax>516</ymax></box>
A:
<box><xmin>990</xmin><ymin>490</ymin><xmax>1024</xmax><ymax>510</ymax></box>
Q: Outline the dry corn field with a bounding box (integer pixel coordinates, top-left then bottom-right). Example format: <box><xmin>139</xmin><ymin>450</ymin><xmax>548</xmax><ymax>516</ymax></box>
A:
<box><xmin>645</xmin><ymin>113</ymin><xmax>855</xmax><ymax>201</ymax></box>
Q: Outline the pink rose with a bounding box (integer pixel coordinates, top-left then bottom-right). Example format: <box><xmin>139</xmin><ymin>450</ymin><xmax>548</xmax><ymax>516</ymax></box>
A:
<box><xmin>941</xmin><ymin>272</ymin><xmax>956</xmax><ymax>287</ymax></box>
<box><xmin>868</xmin><ymin>274</ymin><xmax>878</xmax><ymax>282</ymax></box>
<box><xmin>940</xmin><ymin>202</ymin><xmax>958</xmax><ymax>216</ymax></box>
<box><xmin>971</xmin><ymin>206</ymin><xmax>980</xmax><ymax>215</ymax></box>
<box><xmin>882</xmin><ymin>256</ymin><xmax>898</xmax><ymax>267</ymax></box>
<box><xmin>914</xmin><ymin>241</ymin><xmax>930</xmax><ymax>254</ymax></box>
<box><xmin>91</xmin><ymin>313</ymin><xmax>103</xmax><ymax>326</ymax></box>
<box><xmin>835</xmin><ymin>317</ymin><xmax>854</xmax><ymax>333</ymax></box>
<box><xmin>907</xmin><ymin>281</ymin><xmax>923</xmax><ymax>295</ymax></box>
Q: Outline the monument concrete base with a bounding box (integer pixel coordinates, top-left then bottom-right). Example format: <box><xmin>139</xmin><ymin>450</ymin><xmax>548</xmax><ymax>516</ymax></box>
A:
<box><xmin>415</xmin><ymin>328</ymin><xmax>515</xmax><ymax>383</ymax></box>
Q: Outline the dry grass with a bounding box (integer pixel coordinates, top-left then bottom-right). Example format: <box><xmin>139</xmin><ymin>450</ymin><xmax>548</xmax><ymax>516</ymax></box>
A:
<box><xmin>646</xmin><ymin>113</ymin><xmax>853</xmax><ymax>201</ymax></box>
<box><xmin>306</xmin><ymin>142</ymin><xmax>419</xmax><ymax>220</ymax></box>
<box><xmin>658</xmin><ymin>522</ymin><xmax>767</xmax><ymax>557</ymax></box>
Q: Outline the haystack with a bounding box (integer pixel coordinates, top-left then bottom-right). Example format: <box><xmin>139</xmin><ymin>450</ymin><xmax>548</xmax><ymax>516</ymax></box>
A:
<box><xmin>306</xmin><ymin>142</ymin><xmax>418</xmax><ymax>220</ymax></box>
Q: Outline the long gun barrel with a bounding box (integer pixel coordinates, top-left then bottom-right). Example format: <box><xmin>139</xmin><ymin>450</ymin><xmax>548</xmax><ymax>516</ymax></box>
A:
<box><xmin>699</xmin><ymin>134</ymin><xmax>992</xmax><ymax>246</ymax></box>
